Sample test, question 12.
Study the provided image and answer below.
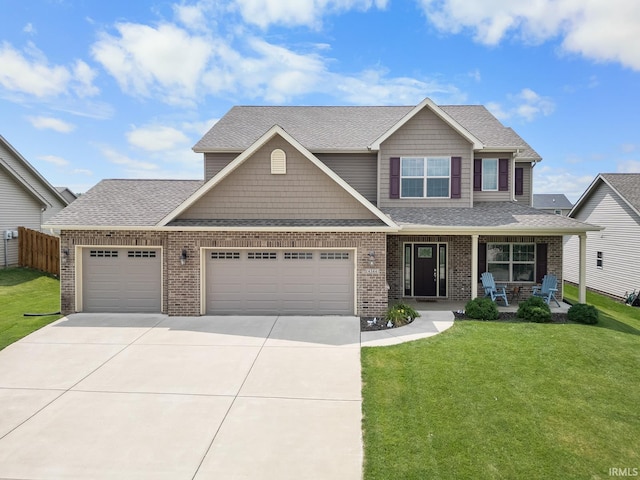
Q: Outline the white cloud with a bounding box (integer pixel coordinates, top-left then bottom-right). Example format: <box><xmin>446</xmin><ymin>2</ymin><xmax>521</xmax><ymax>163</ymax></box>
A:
<box><xmin>72</xmin><ymin>60</ymin><xmax>100</xmax><ymax>97</ymax></box>
<box><xmin>23</xmin><ymin>23</ymin><xmax>36</xmax><ymax>35</ymax></box>
<box><xmin>101</xmin><ymin>146</ymin><xmax>159</xmax><ymax>175</ymax></box>
<box><xmin>28</xmin><ymin>116</ymin><xmax>76</xmax><ymax>133</ymax></box>
<box><xmin>0</xmin><ymin>42</ymin><xmax>71</xmax><ymax>97</ymax></box>
<box><xmin>533</xmin><ymin>166</ymin><xmax>595</xmax><ymax>202</ymax></box>
<box><xmin>38</xmin><ymin>155</ymin><xmax>70</xmax><ymax>167</ymax></box>
<box><xmin>617</xmin><ymin>160</ymin><xmax>640</xmax><ymax>173</ymax></box>
<box><xmin>621</xmin><ymin>143</ymin><xmax>637</xmax><ymax>153</ymax></box>
<box><xmin>233</xmin><ymin>0</ymin><xmax>388</xmax><ymax>28</ymax></box>
<box><xmin>418</xmin><ymin>0</ymin><xmax>640</xmax><ymax>70</ymax></box>
<box><xmin>126</xmin><ymin>125</ymin><xmax>190</xmax><ymax>152</ymax></box>
<box><xmin>91</xmin><ymin>22</ymin><xmax>213</xmax><ymax>105</ymax></box>
<box><xmin>182</xmin><ymin>117</ymin><xmax>220</xmax><ymax>135</ymax></box>
<box><xmin>487</xmin><ymin>88</ymin><xmax>554</xmax><ymax>122</ymax></box>
<box><xmin>72</xmin><ymin>168</ymin><xmax>93</xmax><ymax>176</ymax></box>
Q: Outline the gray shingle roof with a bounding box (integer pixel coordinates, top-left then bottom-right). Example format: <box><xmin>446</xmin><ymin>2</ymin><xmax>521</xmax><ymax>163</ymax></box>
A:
<box><xmin>601</xmin><ymin>173</ymin><xmax>640</xmax><ymax>212</ymax></box>
<box><xmin>532</xmin><ymin>194</ymin><xmax>573</xmax><ymax>210</ymax></box>
<box><xmin>45</xmin><ymin>179</ymin><xmax>203</xmax><ymax>227</ymax></box>
<box><xmin>194</xmin><ymin>104</ymin><xmax>541</xmax><ymax>160</ymax></box>
<box><xmin>168</xmin><ymin>219</ymin><xmax>387</xmax><ymax>227</ymax></box>
<box><xmin>383</xmin><ymin>202</ymin><xmax>598</xmax><ymax>231</ymax></box>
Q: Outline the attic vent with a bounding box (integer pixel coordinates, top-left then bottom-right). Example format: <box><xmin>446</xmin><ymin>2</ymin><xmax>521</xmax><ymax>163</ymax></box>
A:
<box><xmin>270</xmin><ymin>149</ymin><xmax>286</xmax><ymax>174</ymax></box>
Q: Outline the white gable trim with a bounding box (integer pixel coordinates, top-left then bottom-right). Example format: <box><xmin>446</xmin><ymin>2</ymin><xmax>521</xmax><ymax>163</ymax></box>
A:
<box><xmin>0</xmin><ymin>157</ymin><xmax>49</xmax><ymax>207</ymax></box>
<box><xmin>571</xmin><ymin>174</ymin><xmax>640</xmax><ymax>219</ymax></box>
<box><xmin>159</xmin><ymin>125</ymin><xmax>398</xmax><ymax>229</ymax></box>
<box><xmin>0</xmin><ymin>135</ymin><xmax>70</xmax><ymax>207</ymax></box>
<box><xmin>368</xmin><ymin>98</ymin><xmax>484</xmax><ymax>150</ymax></box>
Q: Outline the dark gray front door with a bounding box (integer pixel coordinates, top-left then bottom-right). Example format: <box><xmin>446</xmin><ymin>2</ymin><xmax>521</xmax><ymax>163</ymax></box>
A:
<box><xmin>414</xmin><ymin>244</ymin><xmax>437</xmax><ymax>296</ymax></box>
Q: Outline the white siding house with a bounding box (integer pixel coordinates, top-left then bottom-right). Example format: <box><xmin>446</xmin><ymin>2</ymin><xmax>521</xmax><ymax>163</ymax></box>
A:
<box><xmin>564</xmin><ymin>173</ymin><xmax>640</xmax><ymax>298</ymax></box>
<box><xmin>0</xmin><ymin>135</ymin><xmax>73</xmax><ymax>267</ymax></box>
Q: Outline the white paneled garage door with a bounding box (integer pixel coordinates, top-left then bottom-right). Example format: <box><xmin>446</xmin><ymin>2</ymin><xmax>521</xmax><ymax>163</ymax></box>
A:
<box><xmin>205</xmin><ymin>250</ymin><xmax>354</xmax><ymax>315</ymax></box>
<box><xmin>81</xmin><ymin>248</ymin><xmax>162</xmax><ymax>313</ymax></box>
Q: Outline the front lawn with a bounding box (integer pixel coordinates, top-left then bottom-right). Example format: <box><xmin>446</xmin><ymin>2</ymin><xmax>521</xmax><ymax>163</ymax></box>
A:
<box><xmin>0</xmin><ymin>268</ymin><xmax>62</xmax><ymax>350</ymax></box>
<box><xmin>362</xmin><ymin>287</ymin><xmax>640</xmax><ymax>479</ymax></box>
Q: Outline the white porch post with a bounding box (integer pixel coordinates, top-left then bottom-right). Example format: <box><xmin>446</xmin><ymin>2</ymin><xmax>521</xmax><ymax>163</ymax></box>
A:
<box><xmin>579</xmin><ymin>233</ymin><xmax>587</xmax><ymax>303</ymax></box>
<box><xmin>471</xmin><ymin>234</ymin><xmax>479</xmax><ymax>299</ymax></box>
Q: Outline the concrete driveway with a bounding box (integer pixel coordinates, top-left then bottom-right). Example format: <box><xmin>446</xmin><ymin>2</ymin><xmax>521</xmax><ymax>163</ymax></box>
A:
<box><xmin>0</xmin><ymin>314</ymin><xmax>362</xmax><ymax>480</ymax></box>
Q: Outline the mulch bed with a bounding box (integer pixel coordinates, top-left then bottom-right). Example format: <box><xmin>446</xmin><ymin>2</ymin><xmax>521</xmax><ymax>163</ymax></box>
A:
<box><xmin>454</xmin><ymin>310</ymin><xmax>569</xmax><ymax>323</ymax></box>
<box><xmin>361</xmin><ymin>312</ymin><xmax>569</xmax><ymax>331</ymax></box>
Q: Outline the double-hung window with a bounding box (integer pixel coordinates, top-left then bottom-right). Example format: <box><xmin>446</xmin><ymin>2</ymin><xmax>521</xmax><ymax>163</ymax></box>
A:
<box><xmin>482</xmin><ymin>158</ymin><xmax>498</xmax><ymax>191</ymax></box>
<box><xmin>401</xmin><ymin>157</ymin><xmax>450</xmax><ymax>198</ymax></box>
<box><xmin>487</xmin><ymin>243</ymin><xmax>535</xmax><ymax>282</ymax></box>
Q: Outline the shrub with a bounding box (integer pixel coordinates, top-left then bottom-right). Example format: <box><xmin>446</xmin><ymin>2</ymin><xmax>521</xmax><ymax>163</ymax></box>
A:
<box><xmin>568</xmin><ymin>303</ymin><xmax>599</xmax><ymax>325</ymax></box>
<box><xmin>385</xmin><ymin>303</ymin><xmax>420</xmax><ymax>327</ymax></box>
<box><xmin>518</xmin><ymin>296</ymin><xmax>552</xmax><ymax>323</ymax></box>
<box><xmin>464</xmin><ymin>297</ymin><xmax>500</xmax><ymax>321</ymax></box>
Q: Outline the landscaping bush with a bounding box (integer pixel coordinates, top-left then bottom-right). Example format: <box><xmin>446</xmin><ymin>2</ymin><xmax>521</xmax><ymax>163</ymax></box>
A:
<box><xmin>464</xmin><ymin>297</ymin><xmax>500</xmax><ymax>321</ymax></box>
<box><xmin>568</xmin><ymin>303</ymin><xmax>599</xmax><ymax>325</ymax></box>
<box><xmin>385</xmin><ymin>303</ymin><xmax>420</xmax><ymax>326</ymax></box>
<box><xmin>518</xmin><ymin>296</ymin><xmax>552</xmax><ymax>323</ymax></box>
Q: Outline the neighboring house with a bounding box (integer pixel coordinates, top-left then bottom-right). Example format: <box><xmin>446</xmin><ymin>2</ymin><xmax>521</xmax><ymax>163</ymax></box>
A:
<box><xmin>56</xmin><ymin>187</ymin><xmax>78</xmax><ymax>204</ymax></box>
<box><xmin>0</xmin><ymin>135</ymin><xmax>72</xmax><ymax>268</ymax></box>
<box><xmin>533</xmin><ymin>194</ymin><xmax>573</xmax><ymax>215</ymax></box>
<box><xmin>46</xmin><ymin>98</ymin><xmax>599</xmax><ymax>316</ymax></box>
<box><xmin>564</xmin><ymin>173</ymin><xmax>640</xmax><ymax>299</ymax></box>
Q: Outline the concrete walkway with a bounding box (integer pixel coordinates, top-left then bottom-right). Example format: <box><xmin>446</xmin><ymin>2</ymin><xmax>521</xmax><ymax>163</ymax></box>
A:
<box><xmin>0</xmin><ymin>314</ymin><xmax>363</xmax><ymax>480</ymax></box>
<box><xmin>361</xmin><ymin>311</ymin><xmax>455</xmax><ymax>347</ymax></box>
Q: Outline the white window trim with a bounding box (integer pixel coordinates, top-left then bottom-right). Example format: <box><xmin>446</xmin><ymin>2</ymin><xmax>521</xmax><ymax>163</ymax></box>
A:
<box><xmin>486</xmin><ymin>242</ymin><xmax>536</xmax><ymax>283</ymax></box>
<box><xmin>400</xmin><ymin>156</ymin><xmax>451</xmax><ymax>199</ymax></box>
<box><xmin>482</xmin><ymin>158</ymin><xmax>499</xmax><ymax>191</ymax></box>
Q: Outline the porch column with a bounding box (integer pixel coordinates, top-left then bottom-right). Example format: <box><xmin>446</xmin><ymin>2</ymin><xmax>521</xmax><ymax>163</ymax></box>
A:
<box><xmin>579</xmin><ymin>233</ymin><xmax>587</xmax><ymax>303</ymax></box>
<box><xmin>471</xmin><ymin>234</ymin><xmax>479</xmax><ymax>299</ymax></box>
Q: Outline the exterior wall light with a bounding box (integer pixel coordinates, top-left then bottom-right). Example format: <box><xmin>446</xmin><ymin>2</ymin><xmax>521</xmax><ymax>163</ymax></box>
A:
<box><xmin>368</xmin><ymin>250</ymin><xmax>375</xmax><ymax>266</ymax></box>
<box><xmin>181</xmin><ymin>248</ymin><xmax>188</xmax><ymax>265</ymax></box>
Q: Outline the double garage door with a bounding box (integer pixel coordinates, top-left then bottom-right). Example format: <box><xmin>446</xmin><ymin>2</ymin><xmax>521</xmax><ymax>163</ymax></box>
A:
<box><xmin>81</xmin><ymin>247</ymin><xmax>354</xmax><ymax>315</ymax></box>
<box><xmin>82</xmin><ymin>248</ymin><xmax>162</xmax><ymax>313</ymax></box>
<box><xmin>205</xmin><ymin>250</ymin><xmax>354</xmax><ymax>315</ymax></box>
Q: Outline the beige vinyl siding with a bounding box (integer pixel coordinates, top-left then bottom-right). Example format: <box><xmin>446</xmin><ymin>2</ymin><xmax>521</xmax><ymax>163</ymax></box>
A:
<box><xmin>204</xmin><ymin>152</ymin><xmax>240</xmax><ymax>180</ymax></box>
<box><xmin>564</xmin><ymin>182</ymin><xmax>639</xmax><ymax>297</ymax></box>
<box><xmin>0</xmin><ymin>169</ymin><xmax>42</xmax><ymax>266</ymax></box>
<box><xmin>179</xmin><ymin>136</ymin><xmax>379</xmax><ymax>220</ymax></box>
<box><xmin>316</xmin><ymin>153</ymin><xmax>377</xmax><ymax>204</ymax></box>
<box><xmin>379</xmin><ymin>107</ymin><xmax>473</xmax><ymax>208</ymax></box>
<box><xmin>515</xmin><ymin>161</ymin><xmax>532</xmax><ymax>206</ymax></box>
<box><xmin>473</xmin><ymin>153</ymin><xmax>514</xmax><ymax>202</ymax></box>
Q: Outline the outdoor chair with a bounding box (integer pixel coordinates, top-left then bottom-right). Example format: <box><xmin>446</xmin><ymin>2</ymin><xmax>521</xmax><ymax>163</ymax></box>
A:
<box><xmin>481</xmin><ymin>272</ymin><xmax>509</xmax><ymax>306</ymax></box>
<box><xmin>532</xmin><ymin>274</ymin><xmax>561</xmax><ymax>307</ymax></box>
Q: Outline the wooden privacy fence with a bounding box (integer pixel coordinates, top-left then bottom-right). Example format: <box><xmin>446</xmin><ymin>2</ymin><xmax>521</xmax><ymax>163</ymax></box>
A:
<box><xmin>18</xmin><ymin>227</ymin><xmax>60</xmax><ymax>276</ymax></box>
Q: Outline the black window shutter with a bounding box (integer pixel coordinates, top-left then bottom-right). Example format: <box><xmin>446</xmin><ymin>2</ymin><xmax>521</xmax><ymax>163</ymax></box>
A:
<box><xmin>499</xmin><ymin>158</ymin><xmax>509</xmax><ymax>191</ymax></box>
<box><xmin>478</xmin><ymin>242</ymin><xmax>487</xmax><ymax>281</ymax></box>
<box><xmin>473</xmin><ymin>159</ymin><xmax>482</xmax><ymax>191</ymax></box>
<box><xmin>451</xmin><ymin>156</ymin><xmax>461</xmax><ymax>198</ymax></box>
<box><xmin>515</xmin><ymin>167</ymin><xmax>524</xmax><ymax>196</ymax></box>
<box><xmin>536</xmin><ymin>243</ymin><xmax>548</xmax><ymax>283</ymax></box>
<box><xmin>390</xmin><ymin>157</ymin><xmax>400</xmax><ymax>199</ymax></box>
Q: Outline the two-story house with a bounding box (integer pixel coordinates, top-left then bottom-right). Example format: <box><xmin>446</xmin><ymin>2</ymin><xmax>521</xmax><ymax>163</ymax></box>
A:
<box><xmin>46</xmin><ymin>98</ymin><xmax>598</xmax><ymax>316</ymax></box>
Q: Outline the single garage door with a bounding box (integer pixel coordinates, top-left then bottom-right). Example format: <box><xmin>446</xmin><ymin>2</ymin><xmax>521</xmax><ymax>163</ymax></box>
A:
<box><xmin>206</xmin><ymin>250</ymin><xmax>354</xmax><ymax>315</ymax></box>
<box><xmin>82</xmin><ymin>248</ymin><xmax>161</xmax><ymax>313</ymax></box>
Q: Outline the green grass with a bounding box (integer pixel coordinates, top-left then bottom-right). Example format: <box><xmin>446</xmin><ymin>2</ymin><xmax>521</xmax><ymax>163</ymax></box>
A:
<box><xmin>362</xmin><ymin>286</ymin><xmax>640</xmax><ymax>480</ymax></box>
<box><xmin>0</xmin><ymin>267</ymin><xmax>62</xmax><ymax>350</ymax></box>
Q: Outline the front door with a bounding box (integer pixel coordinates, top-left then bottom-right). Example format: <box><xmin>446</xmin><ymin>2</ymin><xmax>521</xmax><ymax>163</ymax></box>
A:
<box><xmin>414</xmin><ymin>244</ymin><xmax>437</xmax><ymax>296</ymax></box>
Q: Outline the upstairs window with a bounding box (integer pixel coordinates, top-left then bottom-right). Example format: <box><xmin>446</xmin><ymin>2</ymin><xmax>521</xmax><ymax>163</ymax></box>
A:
<box><xmin>482</xmin><ymin>159</ymin><xmax>498</xmax><ymax>191</ymax></box>
<box><xmin>400</xmin><ymin>157</ymin><xmax>450</xmax><ymax>198</ymax></box>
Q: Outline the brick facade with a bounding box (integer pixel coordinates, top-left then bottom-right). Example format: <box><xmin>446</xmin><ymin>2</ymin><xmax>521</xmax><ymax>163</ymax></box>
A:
<box><xmin>387</xmin><ymin>234</ymin><xmax>564</xmax><ymax>303</ymax></box>
<box><xmin>60</xmin><ymin>230</ymin><xmax>388</xmax><ymax>317</ymax></box>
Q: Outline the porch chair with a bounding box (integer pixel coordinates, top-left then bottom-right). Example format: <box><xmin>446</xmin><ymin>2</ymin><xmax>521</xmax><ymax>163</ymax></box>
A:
<box><xmin>532</xmin><ymin>274</ymin><xmax>561</xmax><ymax>307</ymax></box>
<box><xmin>480</xmin><ymin>272</ymin><xmax>509</xmax><ymax>306</ymax></box>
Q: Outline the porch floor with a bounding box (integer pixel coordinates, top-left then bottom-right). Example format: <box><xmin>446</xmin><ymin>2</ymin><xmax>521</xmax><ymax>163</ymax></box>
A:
<box><xmin>399</xmin><ymin>298</ymin><xmax>571</xmax><ymax>314</ymax></box>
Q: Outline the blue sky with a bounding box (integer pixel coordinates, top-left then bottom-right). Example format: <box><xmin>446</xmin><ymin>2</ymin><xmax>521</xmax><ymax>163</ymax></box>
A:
<box><xmin>1</xmin><ymin>0</ymin><xmax>638</xmax><ymax>201</ymax></box>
